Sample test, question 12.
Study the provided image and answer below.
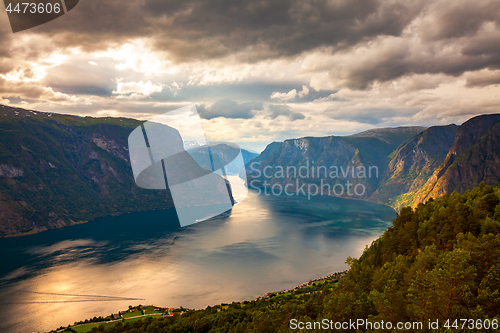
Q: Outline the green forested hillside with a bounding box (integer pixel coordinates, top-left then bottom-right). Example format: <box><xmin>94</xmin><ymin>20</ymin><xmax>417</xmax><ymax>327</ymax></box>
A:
<box><xmin>67</xmin><ymin>183</ymin><xmax>500</xmax><ymax>333</ymax></box>
<box><xmin>0</xmin><ymin>105</ymin><xmax>175</xmax><ymax>236</ymax></box>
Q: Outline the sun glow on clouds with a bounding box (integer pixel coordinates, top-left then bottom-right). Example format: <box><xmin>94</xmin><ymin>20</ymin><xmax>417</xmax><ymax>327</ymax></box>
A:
<box><xmin>199</xmin><ymin>102</ymin><xmax>367</xmax><ymax>152</ymax></box>
<box><xmin>270</xmin><ymin>86</ymin><xmax>310</xmax><ymax>100</ymax></box>
<box><xmin>271</xmin><ymin>89</ymin><xmax>297</xmax><ymax>100</ymax></box>
<box><xmin>1</xmin><ymin>52</ymin><xmax>68</xmax><ymax>83</ymax></box>
<box><xmin>93</xmin><ymin>40</ymin><xmax>168</xmax><ymax>75</ymax></box>
<box><xmin>96</xmin><ymin>109</ymin><xmax>120</xmax><ymax>117</ymax></box>
<box><xmin>186</xmin><ymin>56</ymin><xmax>307</xmax><ymax>86</ymax></box>
<box><xmin>0</xmin><ymin>69</ymin><xmax>41</xmax><ymax>83</ymax></box>
<box><xmin>113</xmin><ymin>80</ymin><xmax>165</xmax><ymax>99</ymax></box>
<box><xmin>1</xmin><ymin>0</ymin><xmax>500</xmax><ymax>151</ymax></box>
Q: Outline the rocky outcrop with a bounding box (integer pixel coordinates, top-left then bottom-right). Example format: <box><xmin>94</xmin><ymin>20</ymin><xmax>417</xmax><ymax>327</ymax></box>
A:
<box><xmin>370</xmin><ymin>125</ymin><xmax>458</xmax><ymax>209</ymax></box>
<box><xmin>0</xmin><ymin>164</ymin><xmax>24</xmax><ymax>178</ymax></box>
<box><xmin>414</xmin><ymin>115</ymin><xmax>500</xmax><ymax>205</ymax></box>
<box><xmin>92</xmin><ymin>134</ymin><xmax>129</xmax><ymax>162</ymax></box>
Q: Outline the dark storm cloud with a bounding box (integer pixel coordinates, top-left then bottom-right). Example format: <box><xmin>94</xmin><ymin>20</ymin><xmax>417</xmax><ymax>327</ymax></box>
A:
<box><xmin>141</xmin><ymin>0</ymin><xmax>500</xmax><ymax>89</ymax></box>
<box><xmin>14</xmin><ymin>0</ymin><xmax>424</xmax><ymax>61</ymax></box>
<box><xmin>198</xmin><ymin>99</ymin><xmax>263</xmax><ymax>120</ymax></box>
<box><xmin>2</xmin><ymin>96</ymin><xmax>28</xmax><ymax>104</ymax></box>
<box><xmin>268</xmin><ymin>104</ymin><xmax>305</xmax><ymax>121</ymax></box>
<box><xmin>2</xmin><ymin>0</ymin><xmax>500</xmax><ymax>94</ymax></box>
<box><xmin>339</xmin><ymin>42</ymin><xmax>412</xmax><ymax>90</ymax></box>
<box><xmin>52</xmin><ymin>85</ymin><xmax>114</xmax><ymax>97</ymax></box>
<box><xmin>0</xmin><ymin>17</ymin><xmax>16</xmax><ymax>73</ymax></box>
<box><xmin>420</xmin><ymin>1</ymin><xmax>500</xmax><ymax>41</ymax></box>
<box><xmin>335</xmin><ymin>33</ymin><xmax>500</xmax><ymax>90</ymax></box>
<box><xmin>141</xmin><ymin>0</ymin><xmax>424</xmax><ymax>62</ymax></box>
<box><xmin>29</xmin><ymin>1</ymin><xmax>153</xmax><ymax>50</ymax></box>
<box><xmin>462</xmin><ymin>32</ymin><xmax>500</xmax><ymax>58</ymax></box>
<box><xmin>0</xmin><ymin>77</ymin><xmax>46</xmax><ymax>99</ymax></box>
<box><xmin>331</xmin><ymin>0</ymin><xmax>500</xmax><ymax>90</ymax></box>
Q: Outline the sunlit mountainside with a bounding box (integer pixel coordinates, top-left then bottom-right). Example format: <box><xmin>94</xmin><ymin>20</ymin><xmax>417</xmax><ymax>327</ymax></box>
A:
<box><xmin>1</xmin><ymin>104</ymin><xmax>500</xmax><ymax>237</ymax></box>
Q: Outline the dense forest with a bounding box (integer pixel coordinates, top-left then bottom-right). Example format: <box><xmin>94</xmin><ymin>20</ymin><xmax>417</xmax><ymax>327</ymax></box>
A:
<box><xmin>70</xmin><ymin>183</ymin><xmax>500</xmax><ymax>332</ymax></box>
<box><xmin>0</xmin><ymin>106</ymin><xmax>178</xmax><ymax>236</ymax></box>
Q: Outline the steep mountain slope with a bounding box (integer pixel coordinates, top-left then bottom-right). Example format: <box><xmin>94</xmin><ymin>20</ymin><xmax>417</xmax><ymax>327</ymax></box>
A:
<box><xmin>0</xmin><ymin>105</ymin><xmax>234</xmax><ymax>236</ymax></box>
<box><xmin>0</xmin><ymin>105</ymin><xmax>178</xmax><ymax>236</ymax></box>
<box><xmin>247</xmin><ymin>115</ymin><xmax>500</xmax><ymax>209</ymax></box>
<box><xmin>246</xmin><ymin>135</ymin><xmax>394</xmax><ymax>199</ymax></box>
<box><xmin>3</xmin><ymin>103</ymin><xmax>500</xmax><ymax>236</ymax></box>
<box><xmin>246</xmin><ymin>141</ymin><xmax>281</xmax><ymax>165</ymax></box>
<box><xmin>414</xmin><ymin>114</ymin><xmax>500</xmax><ymax>205</ymax></box>
<box><xmin>370</xmin><ymin>124</ymin><xmax>458</xmax><ymax>209</ymax></box>
<box><xmin>241</xmin><ymin>149</ymin><xmax>259</xmax><ymax>165</ymax></box>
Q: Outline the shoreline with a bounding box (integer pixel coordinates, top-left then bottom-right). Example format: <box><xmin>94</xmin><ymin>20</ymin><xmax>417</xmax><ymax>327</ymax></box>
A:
<box><xmin>0</xmin><ymin>207</ymin><xmax>176</xmax><ymax>239</ymax></box>
<box><xmin>245</xmin><ymin>270</ymin><xmax>348</xmax><ymax>302</ymax></box>
<box><xmin>1</xmin><ymin>187</ymin><xmax>396</xmax><ymax>239</ymax></box>
<box><xmin>247</xmin><ymin>184</ymin><xmax>397</xmax><ymax>209</ymax></box>
<box><xmin>51</xmin><ymin>270</ymin><xmax>348</xmax><ymax>333</ymax></box>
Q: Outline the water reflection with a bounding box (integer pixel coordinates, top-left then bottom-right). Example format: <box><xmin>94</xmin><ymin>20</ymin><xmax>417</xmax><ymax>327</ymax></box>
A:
<box><xmin>0</xmin><ymin>190</ymin><xmax>395</xmax><ymax>333</ymax></box>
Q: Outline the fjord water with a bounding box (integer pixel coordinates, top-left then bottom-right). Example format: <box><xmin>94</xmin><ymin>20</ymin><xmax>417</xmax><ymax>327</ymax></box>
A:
<box><xmin>0</xmin><ymin>189</ymin><xmax>395</xmax><ymax>333</ymax></box>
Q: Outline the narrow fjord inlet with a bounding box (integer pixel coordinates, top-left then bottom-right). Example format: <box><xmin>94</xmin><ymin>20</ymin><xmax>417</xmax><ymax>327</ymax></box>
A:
<box><xmin>0</xmin><ymin>190</ymin><xmax>395</xmax><ymax>333</ymax></box>
<box><xmin>1</xmin><ymin>0</ymin><xmax>500</xmax><ymax>331</ymax></box>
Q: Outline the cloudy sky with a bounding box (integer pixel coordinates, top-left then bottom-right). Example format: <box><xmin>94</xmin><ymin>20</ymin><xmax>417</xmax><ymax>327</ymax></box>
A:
<box><xmin>1</xmin><ymin>0</ymin><xmax>500</xmax><ymax>151</ymax></box>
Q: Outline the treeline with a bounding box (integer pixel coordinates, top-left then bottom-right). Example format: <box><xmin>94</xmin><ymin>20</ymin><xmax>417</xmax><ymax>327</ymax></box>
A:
<box><xmin>79</xmin><ymin>183</ymin><xmax>500</xmax><ymax>332</ymax></box>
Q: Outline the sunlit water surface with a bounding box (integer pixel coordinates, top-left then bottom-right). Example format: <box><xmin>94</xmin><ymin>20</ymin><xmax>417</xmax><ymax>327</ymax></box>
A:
<box><xmin>0</xmin><ymin>189</ymin><xmax>395</xmax><ymax>333</ymax></box>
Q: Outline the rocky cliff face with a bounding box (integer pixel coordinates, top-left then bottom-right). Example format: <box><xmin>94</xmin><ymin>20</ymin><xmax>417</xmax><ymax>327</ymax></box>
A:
<box><xmin>246</xmin><ymin>142</ymin><xmax>280</xmax><ymax>165</ymax></box>
<box><xmin>413</xmin><ymin>114</ymin><xmax>500</xmax><ymax>205</ymax></box>
<box><xmin>370</xmin><ymin>125</ymin><xmax>458</xmax><ymax>209</ymax></box>
<box><xmin>246</xmin><ymin>116</ymin><xmax>500</xmax><ymax>209</ymax></box>
<box><xmin>246</xmin><ymin>135</ymin><xmax>394</xmax><ymax>199</ymax></box>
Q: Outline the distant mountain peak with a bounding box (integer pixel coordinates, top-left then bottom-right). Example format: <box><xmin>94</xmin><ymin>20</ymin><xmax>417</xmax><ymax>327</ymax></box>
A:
<box><xmin>348</xmin><ymin>126</ymin><xmax>427</xmax><ymax>146</ymax></box>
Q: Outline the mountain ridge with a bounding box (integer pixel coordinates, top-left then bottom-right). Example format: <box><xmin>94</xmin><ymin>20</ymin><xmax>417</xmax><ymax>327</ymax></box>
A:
<box><xmin>0</xmin><ymin>105</ymin><xmax>235</xmax><ymax>237</ymax></box>
<box><xmin>370</xmin><ymin>124</ymin><xmax>459</xmax><ymax>209</ymax></box>
<box><xmin>246</xmin><ymin>114</ymin><xmax>500</xmax><ymax>209</ymax></box>
<box><xmin>347</xmin><ymin>126</ymin><xmax>427</xmax><ymax>145</ymax></box>
<box><xmin>2</xmin><ymin>104</ymin><xmax>500</xmax><ymax>236</ymax></box>
<box><xmin>413</xmin><ymin>114</ymin><xmax>500</xmax><ymax>206</ymax></box>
